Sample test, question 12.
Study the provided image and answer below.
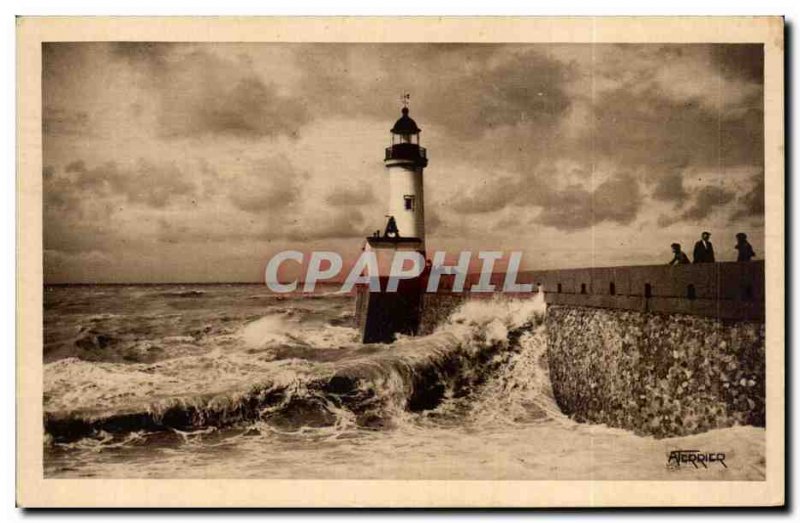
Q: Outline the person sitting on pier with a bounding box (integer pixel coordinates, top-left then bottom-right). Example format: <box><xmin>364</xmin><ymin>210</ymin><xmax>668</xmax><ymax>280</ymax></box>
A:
<box><xmin>693</xmin><ymin>231</ymin><xmax>715</xmax><ymax>263</ymax></box>
<box><xmin>668</xmin><ymin>243</ymin><xmax>691</xmax><ymax>265</ymax></box>
<box><xmin>735</xmin><ymin>232</ymin><xmax>756</xmax><ymax>261</ymax></box>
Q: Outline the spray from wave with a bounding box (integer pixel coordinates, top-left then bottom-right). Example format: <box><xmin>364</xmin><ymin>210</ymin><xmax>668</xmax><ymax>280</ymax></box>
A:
<box><xmin>45</xmin><ymin>295</ymin><xmax>552</xmax><ymax>446</ymax></box>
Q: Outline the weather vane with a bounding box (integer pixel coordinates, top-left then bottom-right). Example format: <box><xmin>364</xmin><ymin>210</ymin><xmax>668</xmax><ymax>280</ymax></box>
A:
<box><xmin>401</xmin><ymin>92</ymin><xmax>411</xmax><ymax>109</ymax></box>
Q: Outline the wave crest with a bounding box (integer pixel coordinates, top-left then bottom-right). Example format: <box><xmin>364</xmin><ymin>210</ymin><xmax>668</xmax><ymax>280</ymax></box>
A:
<box><xmin>45</xmin><ymin>296</ymin><xmax>550</xmax><ymax>443</ymax></box>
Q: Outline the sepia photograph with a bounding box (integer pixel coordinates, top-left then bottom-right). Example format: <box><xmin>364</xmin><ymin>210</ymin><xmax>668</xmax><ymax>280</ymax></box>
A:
<box><xmin>16</xmin><ymin>16</ymin><xmax>785</xmax><ymax>507</ymax></box>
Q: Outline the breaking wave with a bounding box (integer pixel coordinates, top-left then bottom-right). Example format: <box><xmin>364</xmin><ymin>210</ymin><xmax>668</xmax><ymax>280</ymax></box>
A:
<box><xmin>44</xmin><ymin>296</ymin><xmax>551</xmax><ymax>445</ymax></box>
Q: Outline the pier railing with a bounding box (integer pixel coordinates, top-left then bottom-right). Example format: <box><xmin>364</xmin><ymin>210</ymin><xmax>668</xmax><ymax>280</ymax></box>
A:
<box><xmin>429</xmin><ymin>261</ymin><xmax>765</xmax><ymax>321</ymax></box>
<box><xmin>529</xmin><ymin>261</ymin><xmax>764</xmax><ymax>321</ymax></box>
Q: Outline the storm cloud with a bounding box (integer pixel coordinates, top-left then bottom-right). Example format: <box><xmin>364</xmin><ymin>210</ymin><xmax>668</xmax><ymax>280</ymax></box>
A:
<box><xmin>63</xmin><ymin>159</ymin><xmax>197</xmax><ymax>209</ymax></box>
<box><xmin>681</xmin><ymin>185</ymin><xmax>737</xmax><ymax>221</ymax></box>
<box><xmin>227</xmin><ymin>156</ymin><xmax>305</xmax><ymax>213</ymax></box>
<box><xmin>155</xmin><ymin>50</ymin><xmax>310</xmax><ymax>139</ymax></box>
<box><xmin>730</xmin><ymin>173</ymin><xmax>765</xmax><ymax>222</ymax></box>
<box><xmin>535</xmin><ymin>174</ymin><xmax>643</xmax><ymax>231</ymax></box>
<box><xmin>652</xmin><ymin>171</ymin><xmax>688</xmax><ymax>204</ymax></box>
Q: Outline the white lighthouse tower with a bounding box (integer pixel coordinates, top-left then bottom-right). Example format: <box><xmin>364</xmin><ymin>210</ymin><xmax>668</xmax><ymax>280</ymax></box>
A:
<box><xmin>356</xmin><ymin>99</ymin><xmax>429</xmax><ymax>343</ymax></box>
<box><xmin>383</xmin><ymin>102</ymin><xmax>428</xmax><ymax>247</ymax></box>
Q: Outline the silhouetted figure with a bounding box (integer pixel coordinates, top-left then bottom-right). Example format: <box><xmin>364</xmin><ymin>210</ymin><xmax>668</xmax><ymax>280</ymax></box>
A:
<box><xmin>735</xmin><ymin>232</ymin><xmax>756</xmax><ymax>262</ymax></box>
<box><xmin>384</xmin><ymin>216</ymin><xmax>400</xmax><ymax>238</ymax></box>
<box><xmin>693</xmin><ymin>231</ymin><xmax>715</xmax><ymax>263</ymax></box>
<box><xmin>668</xmin><ymin>243</ymin><xmax>691</xmax><ymax>265</ymax></box>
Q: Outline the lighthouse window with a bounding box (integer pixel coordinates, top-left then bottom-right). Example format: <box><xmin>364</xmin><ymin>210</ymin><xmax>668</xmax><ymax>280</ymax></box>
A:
<box><xmin>404</xmin><ymin>195</ymin><xmax>415</xmax><ymax>211</ymax></box>
<box><xmin>392</xmin><ymin>133</ymin><xmax>419</xmax><ymax>145</ymax></box>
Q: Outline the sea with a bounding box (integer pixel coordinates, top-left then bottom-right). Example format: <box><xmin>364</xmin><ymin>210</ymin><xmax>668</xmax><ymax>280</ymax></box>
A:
<box><xmin>43</xmin><ymin>283</ymin><xmax>765</xmax><ymax>480</ymax></box>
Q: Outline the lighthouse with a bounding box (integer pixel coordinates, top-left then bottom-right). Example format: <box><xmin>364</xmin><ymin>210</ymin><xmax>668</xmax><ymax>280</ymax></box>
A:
<box><xmin>355</xmin><ymin>99</ymin><xmax>429</xmax><ymax>343</ymax></box>
<box><xmin>383</xmin><ymin>104</ymin><xmax>428</xmax><ymax>246</ymax></box>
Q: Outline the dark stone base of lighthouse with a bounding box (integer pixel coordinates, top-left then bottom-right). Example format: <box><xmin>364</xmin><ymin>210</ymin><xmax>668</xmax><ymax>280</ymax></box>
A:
<box><xmin>355</xmin><ymin>277</ymin><xmax>424</xmax><ymax>344</ymax></box>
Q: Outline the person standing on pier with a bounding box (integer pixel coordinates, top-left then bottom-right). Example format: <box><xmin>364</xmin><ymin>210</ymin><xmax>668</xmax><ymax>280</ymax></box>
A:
<box><xmin>735</xmin><ymin>232</ymin><xmax>756</xmax><ymax>261</ymax></box>
<box><xmin>693</xmin><ymin>231</ymin><xmax>715</xmax><ymax>263</ymax></box>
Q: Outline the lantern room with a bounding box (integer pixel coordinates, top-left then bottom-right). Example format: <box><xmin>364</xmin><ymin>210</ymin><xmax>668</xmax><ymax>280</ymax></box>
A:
<box><xmin>390</xmin><ymin>107</ymin><xmax>421</xmax><ymax>144</ymax></box>
<box><xmin>385</xmin><ymin>107</ymin><xmax>428</xmax><ymax>167</ymax></box>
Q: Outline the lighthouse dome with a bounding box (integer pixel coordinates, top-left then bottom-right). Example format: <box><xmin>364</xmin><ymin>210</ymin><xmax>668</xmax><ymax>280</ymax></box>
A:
<box><xmin>390</xmin><ymin>107</ymin><xmax>421</xmax><ymax>134</ymax></box>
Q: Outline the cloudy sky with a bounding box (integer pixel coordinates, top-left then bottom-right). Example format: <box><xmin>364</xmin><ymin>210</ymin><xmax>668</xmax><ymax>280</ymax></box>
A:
<box><xmin>43</xmin><ymin>43</ymin><xmax>764</xmax><ymax>283</ymax></box>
